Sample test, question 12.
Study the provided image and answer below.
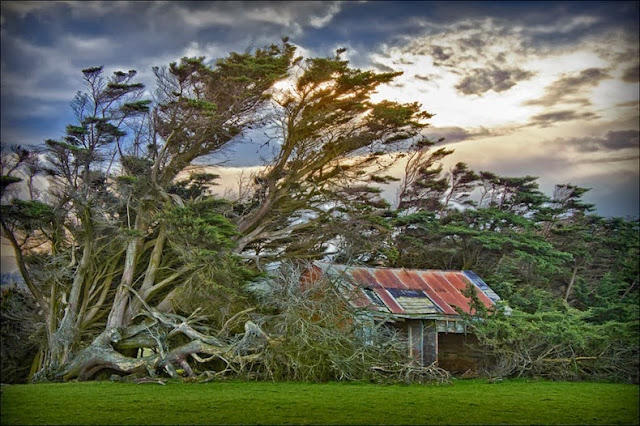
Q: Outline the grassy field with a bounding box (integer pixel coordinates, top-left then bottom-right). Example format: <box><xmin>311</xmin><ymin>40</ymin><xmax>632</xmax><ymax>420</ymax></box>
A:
<box><xmin>1</xmin><ymin>379</ymin><xmax>638</xmax><ymax>425</ymax></box>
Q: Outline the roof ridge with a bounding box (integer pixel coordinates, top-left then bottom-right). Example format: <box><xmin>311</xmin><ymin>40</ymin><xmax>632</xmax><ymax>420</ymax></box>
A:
<box><xmin>315</xmin><ymin>261</ymin><xmax>476</xmax><ymax>274</ymax></box>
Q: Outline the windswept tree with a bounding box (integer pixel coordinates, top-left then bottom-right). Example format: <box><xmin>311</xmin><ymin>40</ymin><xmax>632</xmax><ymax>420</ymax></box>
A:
<box><xmin>231</xmin><ymin>48</ymin><xmax>433</xmax><ymax>263</ymax></box>
<box><xmin>1</xmin><ymin>41</ymin><xmax>296</xmax><ymax>380</ymax></box>
<box><xmin>1</xmin><ymin>40</ymin><xmax>438</xmax><ymax>382</ymax></box>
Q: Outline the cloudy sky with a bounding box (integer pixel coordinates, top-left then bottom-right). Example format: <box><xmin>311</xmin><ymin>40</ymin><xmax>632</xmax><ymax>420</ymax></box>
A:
<box><xmin>1</xmin><ymin>1</ymin><xmax>639</xmax><ymax>218</ymax></box>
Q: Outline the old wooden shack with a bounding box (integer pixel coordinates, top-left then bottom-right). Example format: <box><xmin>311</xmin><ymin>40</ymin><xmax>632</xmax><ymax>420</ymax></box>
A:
<box><xmin>304</xmin><ymin>262</ymin><xmax>503</xmax><ymax>373</ymax></box>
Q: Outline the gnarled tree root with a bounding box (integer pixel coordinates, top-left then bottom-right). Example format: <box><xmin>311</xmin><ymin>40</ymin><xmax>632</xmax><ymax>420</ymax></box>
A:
<box><xmin>58</xmin><ymin>315</ymin><xmax>271</xmax><ymax>381</ymax></box>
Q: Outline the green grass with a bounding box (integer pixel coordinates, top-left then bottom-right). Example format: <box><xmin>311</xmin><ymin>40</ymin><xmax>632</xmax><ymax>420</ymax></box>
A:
<box><xmin>1</xmin><ymin>379</ymin><xmax>638</xmax><ymax>425</ymax></box>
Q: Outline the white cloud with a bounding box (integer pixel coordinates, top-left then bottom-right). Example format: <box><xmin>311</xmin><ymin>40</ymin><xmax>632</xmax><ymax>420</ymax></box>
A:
<box><xmin>2</xmin><ymin>1</ymin><xmax>133</xmax><ymax>19</ymax></box>
<box><xmin>526</xmin><ymin>15</ymin><xmax>600</xmax><ymax>35</ymax></box>
<box><xmin>169</xmin><ymin>1</ymin><xmax>341</xmax><ymax>35</ymax></box>
<box><xmin>61</xmin><ymin>34</ymin><xmax>116</xmax><ymax>54</ymax></box>
<box><xmin>1</xmin><ymin>35</ymin><xmax>87</xmax><ymax>103</ymax></box>
<box><xmin>181</xmin><ymin>41</ymin><xmax>225</xmax><ymax>61</ymax></box>
<box><xmin>363</xmin><ymin>17</ymin><xmax>638</xmax><ymax>133</ymax></box>
<box><xmin>175</xmin><ymin>8</ymin><xmax>238</xmax><ymax>28</ymax></box>
<box><xmin>365</xmin><ymin>14</ymin><xmax>639</xmax><ymax>215</ymax></box>
<box><xmin>308</xmin><ymin>2</ymin><xmax>342</xmax><ymax>28</ymax></box>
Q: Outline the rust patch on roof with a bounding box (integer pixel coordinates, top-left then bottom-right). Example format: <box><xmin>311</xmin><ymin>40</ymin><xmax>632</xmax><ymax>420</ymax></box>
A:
<box><xmin>396</xmin><ymin>270</ymin><xmax>423</xmax><ymax>290</ymax></box>
<box><xmin>374</xmin><ymin>269</ymin><xmax>408</xmax><ymax>289</ymax></box>
<box><xmin>349</xmin><ymin>288</ymin><xmax>375</xmax><ymax>309</ymax></box>
<box><xmin>443</xmin><ymin>271</ymin><xmax>494</xmax><ymax>309</ymax></box>
<box><xmin>411</xmin><ymin>271</ymin><xmax>457</xmax><ymax>315</ymax></box>
<box><xmin>421</xmin><ymin>271</ymin><xmax>464</xmax><ymax>314</ymax></box>
<box><xmin>350</xmin><ymin>268</ymin><xmax>380</xmax><ymax>288</ymax></box>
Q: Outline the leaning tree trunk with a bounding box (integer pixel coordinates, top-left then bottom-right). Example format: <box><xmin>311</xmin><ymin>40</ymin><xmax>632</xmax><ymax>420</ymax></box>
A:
<box><xmin>106</xmin><ymin>211</ymin><xmax>149</xmax><ymax>330</ymax></box>
<box><xmin>563</xmin><ymin>264</ymin><xmax>579</xmax><ymax>303</ymax></box>
<box><xmin>125</xmin><ymin>225</ymin><xmax>169</xmax><ymax>322</ymax></box>
<box><xmin>49</xmin><ymin>235</ymin><xmax>92</xmax><ymax>370</ymax></box>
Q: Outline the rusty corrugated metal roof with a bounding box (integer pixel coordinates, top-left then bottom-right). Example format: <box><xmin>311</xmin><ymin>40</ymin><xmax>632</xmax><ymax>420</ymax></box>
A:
<box><xmin>313</xmin><ymin>262</ymin><xmax>500</xmax><ymax>318</ymax></box>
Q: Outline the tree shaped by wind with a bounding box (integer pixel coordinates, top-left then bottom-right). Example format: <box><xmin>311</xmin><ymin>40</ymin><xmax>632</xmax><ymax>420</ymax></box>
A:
<box><xmin>233</xmin><ymin>48</ymin><xmax>432</xmax><ymax>263</ymax></box>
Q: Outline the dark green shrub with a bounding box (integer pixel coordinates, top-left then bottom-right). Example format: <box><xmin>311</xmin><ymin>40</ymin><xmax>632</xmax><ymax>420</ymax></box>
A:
<box><xmin>1</xmin><ymin>286</ymin><xmax>41</xmax><ymax>383</ymax></box>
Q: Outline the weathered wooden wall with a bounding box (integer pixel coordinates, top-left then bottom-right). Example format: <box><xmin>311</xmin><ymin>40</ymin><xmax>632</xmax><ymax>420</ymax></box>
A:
<box><xmin>437</xmin><ymin>333</ymin><xmax>482</xmax><ymax>373</ymax></box>
<box><xmin>400</xmin><ymin>320</ymin><xmax>438</xmax><ymax>366</ymax></box>
<box><xmin>392</xmin><ymin>320</ymin><xmax>483</xmax><ymax>372</ymax></box>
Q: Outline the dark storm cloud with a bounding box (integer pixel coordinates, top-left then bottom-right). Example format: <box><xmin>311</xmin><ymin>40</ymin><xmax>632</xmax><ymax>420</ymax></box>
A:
<box><xmin>414</xmin><ymin>73</ymin><xmax>440</xmax><ymax>82</ymax></box>
<box><xmin>599</xmin><ymin>130</ymin><xmax>640</xmax><ymax>151</ymax></box>
<box><xmin>392</xmin><ymin>57</ymin><xmax>415</xmax><ymax>66</ymax></box>
<box><xmin>616</xmin><ymin>100</ymin><xmax>640</xmax><ymax>108</ymax></box>
<box><xmin>554</xmin><ymin>130</ymin><xmax>640</xmax><ymax>153</ymax></box>
<box><xmin>459</xmin><ymin>35</ymin><xmax>487</xmax><ymax>51</ymax></box>
<box><xmin>524</xmin><ymin>68</ymin><xmax>611</xmax><ymax>107</ymax></box>
<box><xmin>407</xmin><ymin>34</ymin><xmax>514</xmax><ymax>71</ymax></box>
<box><xmin>430</xmin><ymin>45</ymin><xmax>454</xmax><ymax>61</ymax></box>
<box><xmin>391</xmin><ymin>20</ymin><xmax>539</xmax><ymax>96</ymax></box>
<box><xmin>455</xmin><ymin>67</ymin><xmax>536</xmax><ymax>96</ymax></box>
<box><xmin>0</xmin><ymin>1</ymin><xmax>345</xmax><ymax>72</ymax></box>
<box><xmin>306</xmin><ymin>0</ymin><xmax>638</xmax><ymax>56</ymax></box>
<box><xmin>372</xmin><ymin>61</ymin><xmax>396</xmax><ymax>73</ymax></box>
<box><xmin>0</xmin><ymin>1</ymin><xmax>344</xmax><ymax>145</ymax></box>
<box><xmin>578</xmin><ymin>154</ymin><xmax>640</xmax><ymax>164</ymax></box>
<box><xmin>425</xmin><ymin>1</ymin><xmax>638</xmax><ymax>36</ymax></box>
<box><xmin>428</xmin><ymin>126</ymin><xmax>494</xmax><ymax>144</ymax></box>
<box><xmin>621</xmin><ymin>64</ymin><xmax>639</xmax><ymax>83</ymax></box>
<box><xmin>529</xmin><ymin>110</ymin><xmax>600</xmax><ymax>127</ymax></box>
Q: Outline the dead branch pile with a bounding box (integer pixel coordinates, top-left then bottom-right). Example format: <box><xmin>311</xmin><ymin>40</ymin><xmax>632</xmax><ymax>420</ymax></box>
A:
<box><xmin>55</xmin><ymin>263</ymin><xmax>451</xmax><ymax>385</ymax></box>
<box><xmin>247</xmin><ymin>262</ymin><xmax>451</xmax><ymax>384</ymax></box>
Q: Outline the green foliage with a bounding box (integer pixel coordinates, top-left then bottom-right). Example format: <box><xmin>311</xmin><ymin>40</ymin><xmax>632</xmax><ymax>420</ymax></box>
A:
<box><xmin>120</xmin><ymin>155</ymin><xmax>153</xmax><ymax>177</ymax></box>
<box><xmin>158</xmin><ymin>197</ymin><xmax>257</xmax><ymax>325</ymax></box>
<box><xmin>233</xmin><ymin>45</ymin><xmax>433</xmax><ymax>262</ymax></box>
<box><xmin>119</xmin><ymin>100</ymin><xmax>152</xmax><ymax>114</ymax></box>
<box><xmin>171</xmin><ymin>254</ymin><xmax>259</xmax><ymax>328</ymax></box>
<box><xmin>65</xmin><ymin>125</ymin><xmax>88</xmax><ymax>137</ymax></box>
<box><xmin>0</xmin><ymin>175</ymin><xmax>22</xmax><ymax>196</ymax></box>
<box><xmin>45</xmin><ymin>139</ymin><xmax>87</xmax><ymax>153</ymax></box>
<box><xmin>0</xmin><ymin>199</ymin><xmax>56</xmax><ymax>232</ymax></box>
<box><xmin>468</xmin><ymin>307</ymin><xmax>639</xmax><ymax>383</ymax></box>
<box><xmin>185</xmin><ymin>98</ymin><xmax>217</xmax><ymax>112</ymax></box>
<box><xmin>115</xmin><ymin>175</ymin><xmax>138</xmax><ymax>185</ymax></box>
<box><xmin>369</xmin><ymin>100</ymin><xmax>431</xmax><ymax>131</ymax></box>
<box><xmin>162</xmin><ymin>199</ymin><xmax>238</xmax><ymax>251</ymax></box>
<box><xmin>169</xmin><ymin>172</ymin><xmax>220</xmax><ymax>200</ymax></box>
<box><xmin>0</xmin><ymin>286</ymin><xmax>41</xmax><ymax>383</ymax></box>
<box><xmin>389</xmin><ymin>161</ymin><xmax>638</xmax><ymax>383</ymax></box>
<box><xmin>369</xmin><ymin>174</ymin><xmax>400</xmax><ymax>184</ymax></box>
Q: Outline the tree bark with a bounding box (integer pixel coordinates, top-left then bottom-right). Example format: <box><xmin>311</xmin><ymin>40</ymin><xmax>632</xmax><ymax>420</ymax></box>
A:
<box><xmin>0</xmin><ymin>220</ymin><xmax>48</xmax><ymax>311</ymax></box>
<box><xmin>127</xmin><ymin>226</ymin><xmax>167</xmax><ymax>323</ymax></box>
<box><xmin>563</xmin><ymin>264</ymin><xmax>579</xmax><ymax>303</ymax></box>
<box><xmin>50</xmin><ymin>211</ymin><xmax>94</xmax><ymax>368</ymax></box>
<box><xmin>107</xmin><ymin>212</ymin><xmax>148</xmax><ymax>329</ymax></box>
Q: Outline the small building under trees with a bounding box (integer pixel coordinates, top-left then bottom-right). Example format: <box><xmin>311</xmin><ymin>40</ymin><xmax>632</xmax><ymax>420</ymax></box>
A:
<box><xmin>304</xmin><ymin>262</ymin><xmax>503</xmax><ymax>373</ymax></box>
